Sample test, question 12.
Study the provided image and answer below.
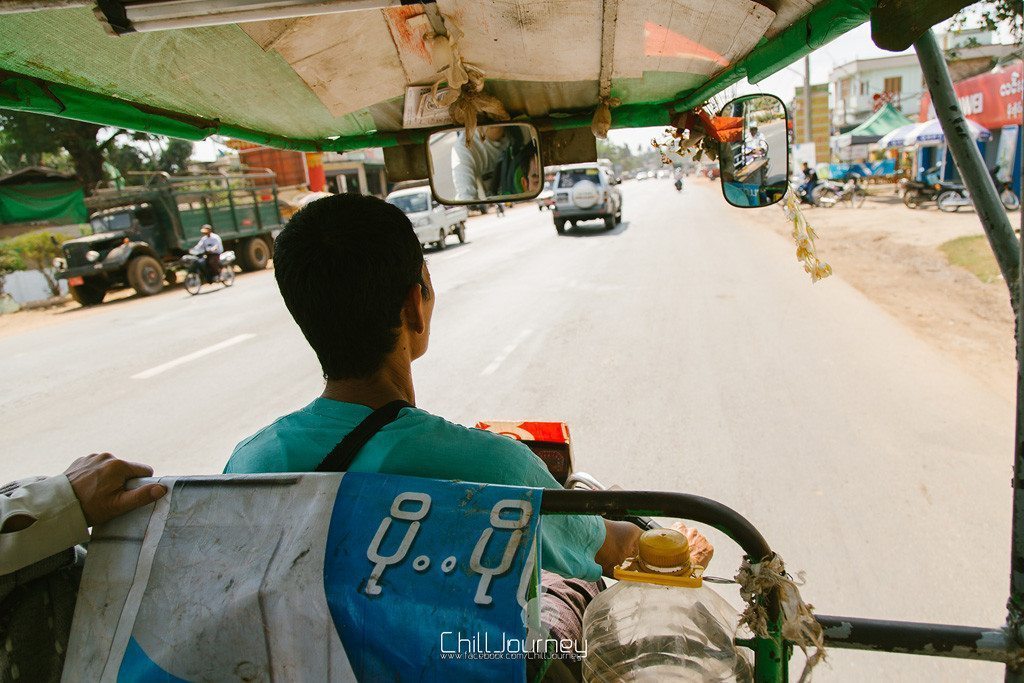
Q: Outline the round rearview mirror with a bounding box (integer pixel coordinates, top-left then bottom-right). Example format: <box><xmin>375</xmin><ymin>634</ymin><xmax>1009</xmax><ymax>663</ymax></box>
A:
<box><xmin>714</xmin><ymin>95</ymin><xmax>790</xmax><ymax>208</ymax></box>
<box><xmin>426</xmin><ymin>123</ymin><xmax>543</xmax><ymax>205</ymax></box>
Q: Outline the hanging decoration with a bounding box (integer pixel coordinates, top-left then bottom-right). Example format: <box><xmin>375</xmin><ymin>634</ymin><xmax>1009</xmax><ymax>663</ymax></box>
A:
<box><xmin>429</xmin><ymin>21</ymin><xmax>509</xmax><ymax>146</ymax></box>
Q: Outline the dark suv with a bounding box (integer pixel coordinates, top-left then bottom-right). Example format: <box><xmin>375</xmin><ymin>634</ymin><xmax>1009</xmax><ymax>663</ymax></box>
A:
<box><xmin>552</xmin><ymin>163</ymin><xmax>622</xmax><ymax>234</ymax></box>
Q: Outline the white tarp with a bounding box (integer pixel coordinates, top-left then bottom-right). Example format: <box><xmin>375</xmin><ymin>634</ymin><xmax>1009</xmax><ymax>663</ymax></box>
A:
<box><xmin>63</xmin><ymin>472</ymin><xmax>541</xmax><ymax>682</ymax></box>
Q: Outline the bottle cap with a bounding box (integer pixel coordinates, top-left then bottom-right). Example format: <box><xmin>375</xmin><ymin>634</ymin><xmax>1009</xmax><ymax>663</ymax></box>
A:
<box><xmin>638</xmin><ymin>529</ymin><xmax>690</xmax><ymax>571</ymax></box>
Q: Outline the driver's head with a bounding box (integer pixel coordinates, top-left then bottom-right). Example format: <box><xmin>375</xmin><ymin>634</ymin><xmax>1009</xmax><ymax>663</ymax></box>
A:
<box><xmin>200</xmin><ymin>225</ymin><xmax>212</xmax><ymax>235</ymax></box>
<box><xmin>274</xmin><ymin>194</ymin><xmax>433</xmax><ymax>380</ymax></box>
<box><xmin>749</xmin><ymin>126</ymin><xmax>759</xmax><ymax>135</ymax></box>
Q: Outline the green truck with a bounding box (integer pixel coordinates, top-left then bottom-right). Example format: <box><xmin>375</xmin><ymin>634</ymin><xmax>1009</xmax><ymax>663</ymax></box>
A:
<box><xmin>54</xmin><ymin>171</ymin><xmax>282</xmax><ymax>305</ymax></box>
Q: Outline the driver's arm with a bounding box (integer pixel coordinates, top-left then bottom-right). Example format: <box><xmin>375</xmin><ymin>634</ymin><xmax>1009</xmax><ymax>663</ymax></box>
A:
<box><xmin>452</xmin><ymin>141</ymin><xmax>480</xmax><ymax>201</ymax></box>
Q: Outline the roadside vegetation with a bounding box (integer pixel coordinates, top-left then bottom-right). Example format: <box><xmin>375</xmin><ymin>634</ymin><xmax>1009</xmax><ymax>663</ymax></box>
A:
<box><xmin>0</xmin><ymin>230</ymin><xmax>66</xmax><ymax>299</ymax></box>
<box><xmin>941</xmin><ymin>235</ymin><xmax>1003</xmax><ymax>284</ymax></box>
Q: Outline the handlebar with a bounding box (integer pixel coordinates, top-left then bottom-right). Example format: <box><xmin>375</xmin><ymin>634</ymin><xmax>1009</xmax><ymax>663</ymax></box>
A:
<box><xmin>540</xmin><ymin>489</ymin><xmax>773</xmax><ymax>561</ymax></box>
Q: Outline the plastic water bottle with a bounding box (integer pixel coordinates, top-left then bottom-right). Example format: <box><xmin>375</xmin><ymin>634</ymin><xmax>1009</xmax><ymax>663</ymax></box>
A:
<box><xmin>582</xmin><ymin>529</ymin><xmax>752</xmax><ymax>682</ymax></box>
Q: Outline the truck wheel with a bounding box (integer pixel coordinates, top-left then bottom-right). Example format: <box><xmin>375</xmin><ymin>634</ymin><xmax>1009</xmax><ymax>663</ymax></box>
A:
<box><xmin>456</xmin><ymin>223</ymin><xmax>466</xmax><ymax>243</ymax></box>
<box><xmin>127</xmin><ymin>255</ymin><xmax>165</xmax><ymax>296</ymax></box>
<box><xmin>555</xmin><ymin>218</ymin><xmax>566</xmax><ymax>234</ymax></box>
<box><xmin>239</xmin><ymin>236</ymin><xmax>271</xmax><ymax>271</ymax></box>
<box><xmin>70</xmin><ymin>276</ymin><xmax>107</xmax><ymax>306</ymax></box>
<box><xmin>436</xmin><ymin>229</ymin><xmax>447</xmax><ymax>250</ymax></box>
<box><xmin>604</xmin><ymin>215</ymin><xmax>615</xmax><ymax>230</ymax></box>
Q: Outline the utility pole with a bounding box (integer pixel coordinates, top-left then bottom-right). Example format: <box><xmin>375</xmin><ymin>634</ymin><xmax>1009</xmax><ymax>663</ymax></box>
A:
<box><xmin>803</xmin><ymin>54</ymin><xmax>813</xmax><ymax>144</ymax></box>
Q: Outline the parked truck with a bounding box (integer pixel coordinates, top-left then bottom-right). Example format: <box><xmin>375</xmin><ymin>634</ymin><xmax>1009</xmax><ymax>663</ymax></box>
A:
<box><xmin>54</xmin><ymin>171</ymin><xmax>282</xmax><ymax>305</ymax></box>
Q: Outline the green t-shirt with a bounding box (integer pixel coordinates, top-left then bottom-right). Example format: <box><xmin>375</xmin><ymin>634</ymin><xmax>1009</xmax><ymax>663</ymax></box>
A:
<box><xmin>224</xmin><ymin>398</ymin><xmax>605</xmax><ymax>581</ymax></box>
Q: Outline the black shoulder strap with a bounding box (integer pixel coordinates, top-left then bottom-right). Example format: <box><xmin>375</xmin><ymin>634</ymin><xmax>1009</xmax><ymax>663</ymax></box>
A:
<box><xmin>315</xmin><ymin>400</ymin><xmax>412</xmax><ymax>473</ymax></box>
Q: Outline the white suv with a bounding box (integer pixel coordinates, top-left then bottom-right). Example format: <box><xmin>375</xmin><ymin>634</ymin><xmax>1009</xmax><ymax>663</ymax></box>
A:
<box><xmin>552</xmin><ymin>163</ymin><xmax>623</xmax><ymax>234</ymax></box>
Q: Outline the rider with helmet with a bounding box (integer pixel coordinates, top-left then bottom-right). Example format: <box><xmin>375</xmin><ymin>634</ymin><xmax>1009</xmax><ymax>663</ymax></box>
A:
<box><xmin>189</xmin><ymin>224</ymin><xmax>223</xmax><ymax>282</ymax></box>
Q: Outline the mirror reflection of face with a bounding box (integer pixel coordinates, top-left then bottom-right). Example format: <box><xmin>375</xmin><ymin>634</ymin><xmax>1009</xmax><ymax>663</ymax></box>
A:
<box><xmin>522</xmin><ymin>155</ymin><xmax>541</xmax><ymax>194</ymax></box>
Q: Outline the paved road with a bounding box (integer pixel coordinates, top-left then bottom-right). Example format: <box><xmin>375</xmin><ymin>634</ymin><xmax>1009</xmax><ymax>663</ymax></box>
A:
<box><xmin>1</xmin><ymin>178</ymin><xmax>1014</xmax><ymax>680</ymax></box>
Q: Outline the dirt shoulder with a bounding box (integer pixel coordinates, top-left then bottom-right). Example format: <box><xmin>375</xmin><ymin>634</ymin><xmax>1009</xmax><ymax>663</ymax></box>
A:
<box><xmin>745</xmin><ymin>189</ymin><xmax>1018</xmax><ymax>400</ymax></box>
<box><xmin>0</xmin><ymin>287</ymin><xmax>142</xmax><ymax>339</ymax></box>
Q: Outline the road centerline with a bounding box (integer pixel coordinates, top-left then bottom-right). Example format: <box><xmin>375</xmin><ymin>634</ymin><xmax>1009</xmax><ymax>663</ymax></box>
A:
<box><xmin>481</xmin><ymin>329</ymin><xmax>533</xmax><ymax>376</ymax></box>
<box><xmin>131</xmin><ymin>333</ymin><xmax>256</xmax><ymax>380</ymax></box>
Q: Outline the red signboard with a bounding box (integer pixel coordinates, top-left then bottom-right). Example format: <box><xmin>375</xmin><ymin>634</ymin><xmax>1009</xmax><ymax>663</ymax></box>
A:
<box><xmin>920</xmin><ymin>61</ymin><xmax>1023</xmax><ymax>130</ymax></box>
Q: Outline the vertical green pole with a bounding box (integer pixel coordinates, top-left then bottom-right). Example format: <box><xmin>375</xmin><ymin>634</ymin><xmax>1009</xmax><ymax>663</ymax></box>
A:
<box><xmin>226</xmin><ymin>181</ymin><xmax>238</xmax><ymax>233</ymax></box>
<box><xmin>914</xmin><ymin>27</ymin><xmax>1024</xmax><ymax>682</ymax></box>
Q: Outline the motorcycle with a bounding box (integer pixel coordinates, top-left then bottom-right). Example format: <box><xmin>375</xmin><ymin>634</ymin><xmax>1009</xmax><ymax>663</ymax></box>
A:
<box><xmin>936</xmin><ymin>185</ymin><xmax>971</xmax><ymax>212</ymax></box>
<box><xmin>900</xmin><ymin>177</ymin><xmax>961</xmax><ymax>209</ymax></box>
<box><xmin>817</xmin><ymin>177</ymin><xmax>867</xmax><ymax>209</ymax></box>
<box><xmin>997</xmin><ymin>180</ymin><xmax>1021</xmax><ymax>211</ymax></box>
<box><xmin>179</xmin><ymin>250</ymin><xmax>236</xmax><ymax>295</ymax></box>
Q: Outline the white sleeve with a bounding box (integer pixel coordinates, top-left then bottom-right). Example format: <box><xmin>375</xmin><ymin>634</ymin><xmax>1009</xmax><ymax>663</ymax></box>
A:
<box><xmin>452</xmin><ymin>141</ymin><xmax>480</xmax><ymax>201</ymax></box>
<box><xmin>0</xmin><ymin>475</ymin><xmax>89</xmax><ymax>576</ymax></box>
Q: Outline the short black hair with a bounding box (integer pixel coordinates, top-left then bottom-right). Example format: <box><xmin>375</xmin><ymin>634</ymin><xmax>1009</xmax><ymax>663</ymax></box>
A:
<box><xmin>273</xmin><ymin>193</ymin><xmax>425</xmax><ymax>380</ymax></box>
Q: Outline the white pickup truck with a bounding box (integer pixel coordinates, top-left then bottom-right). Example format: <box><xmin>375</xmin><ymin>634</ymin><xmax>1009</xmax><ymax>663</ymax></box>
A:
<box><xmin>385</xmin><ymin>186</ymin><xmax>469</xmax><ymax>250</ymax></box>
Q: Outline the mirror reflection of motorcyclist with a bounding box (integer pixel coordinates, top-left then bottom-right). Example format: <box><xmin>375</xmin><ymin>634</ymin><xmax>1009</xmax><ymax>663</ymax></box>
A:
<box><xmin>189</xmin><ymin>224</ymin><xmax>223</xmax><ymax>282</ymax></box>
<box><xmin>742</xmin><ymin>124</ymin><xmax>769</xmax><ymax>187</ymax></box>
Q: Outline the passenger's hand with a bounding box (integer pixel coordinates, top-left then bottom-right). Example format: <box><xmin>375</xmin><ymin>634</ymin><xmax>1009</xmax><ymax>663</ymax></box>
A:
<box><xmin>63</xmin><ymin>453</ymin><xmax>167</xmax><ymax>526</ymax></box>
<box><xmin>672</xmin><ymin>522</ymin><xmax>714</xmax><ymax>569</ymax></box>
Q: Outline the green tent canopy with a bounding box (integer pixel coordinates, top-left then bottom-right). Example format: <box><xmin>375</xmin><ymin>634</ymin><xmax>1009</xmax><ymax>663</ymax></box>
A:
<box><xmin>833</xmin><ymin>103</ymin><xmax>914</xmax><ymax>148</ymax></box>
<box><xmin>0</xmin><ymin>167</ymin><xmax>88</xmax><ymax>225</ymax></box>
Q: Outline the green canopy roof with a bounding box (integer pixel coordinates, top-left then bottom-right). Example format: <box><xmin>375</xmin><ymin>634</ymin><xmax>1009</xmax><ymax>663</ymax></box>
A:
<box><xmin>0</xmin><ymin>0</ymin><xmax>969</xmax><ymax>153</ymax></box>
<box><xmin>834</xmin><ymin>103</ymin><xmax>913</xmax><ymax>148</ymax></box>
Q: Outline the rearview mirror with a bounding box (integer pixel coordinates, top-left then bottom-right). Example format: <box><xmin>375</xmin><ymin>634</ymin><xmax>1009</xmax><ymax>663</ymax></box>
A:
<box><xmin>715</xmin><ymin>95</ymin><xmax>790</xmax><ymax>208</ymax></box>
<box><xmin>426</xmin><ymin>123</ymin><xmax>543</xmax><ymax>205</ymax></box>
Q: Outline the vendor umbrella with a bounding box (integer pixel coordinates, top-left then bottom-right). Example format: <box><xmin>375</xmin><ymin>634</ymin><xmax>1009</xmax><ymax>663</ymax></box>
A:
<box><xmin>879</xmin><ymin>117</ymin><xmax>991</xmax><ymax>147</ymax></box>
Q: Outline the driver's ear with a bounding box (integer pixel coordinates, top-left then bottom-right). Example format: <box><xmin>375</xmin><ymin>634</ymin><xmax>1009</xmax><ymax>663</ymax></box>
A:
<box><xmin>402</xmin><ymin>282</ymin><xmax>427</xmax><ymax>335</ymax></box>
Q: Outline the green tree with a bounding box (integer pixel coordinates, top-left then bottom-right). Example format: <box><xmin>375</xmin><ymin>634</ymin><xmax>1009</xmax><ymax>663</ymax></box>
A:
<box><xmin>107</xmin><ymin>142</ymin><xmax>155</xmax><ymax>179</ymax></box>
<box><xmin>7</xmin><ymin>231</ymin><xmax>66</xmax><ymax>297</ymax></box>
<box><xmin>0</xmin><ymin>111</ymin><xmax>137</xmax><ymax>194</ymax></box>
<box><xmin>951</xmin><ymin>1</ymin><xmax>1023</xmax><ymax>45</ymax></box>
<box><xmin>0</xmin><ymin>241</ymin><xmax>23</xmax><ymax>298</ymax></box>
<box><xmin>158</xmin><ymin>139</ymin><xmax>194</xmax><ymax>174</ymax></box>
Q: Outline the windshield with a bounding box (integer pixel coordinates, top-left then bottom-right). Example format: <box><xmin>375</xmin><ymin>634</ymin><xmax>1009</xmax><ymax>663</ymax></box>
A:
<box><xmin>90</xmin><ymin>211</ymin><xmax>133</xmax><ymax>234</ymax></box>
<box><xmin>387</xmin><ymin>193</ymin><xmax>429</xmax><ymax>214</ymax></box>
<box><xmin>557</xmin><ymin>169</ymin><xmax>600</xmax><ymax>188</ymax></box>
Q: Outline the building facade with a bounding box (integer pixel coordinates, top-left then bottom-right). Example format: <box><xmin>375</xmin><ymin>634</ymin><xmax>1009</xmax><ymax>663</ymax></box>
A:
<box><xmin>792</xmin><ymin>83</ymin><xmax>830</xmax><ymax>164</ymax></box>
<box><xmin>829</xmin><ymin>29</ymin><xmax>1017</xmax><ymax>133</ymax></box>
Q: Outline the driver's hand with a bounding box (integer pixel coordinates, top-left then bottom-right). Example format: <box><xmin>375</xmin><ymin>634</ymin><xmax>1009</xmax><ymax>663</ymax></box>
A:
<box><xmin>64</xmin><ymin>453</ymin><xmax>167</xmax><ymax>526</ymax></box>
<box><xmin>671</xmin><ymin>522</ymin><xmax>714</xmax><ymax>569</ymax></box>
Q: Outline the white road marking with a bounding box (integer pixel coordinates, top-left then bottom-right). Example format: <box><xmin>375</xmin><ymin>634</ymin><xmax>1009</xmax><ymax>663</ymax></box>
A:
<box><xmin>481</xmin><ymin>329</ymin><xmax>533</xmax><ymax>376</ymax></box>
<box><xmin>432</xmin><ymin>249</ymin><xmax>469</xmax><ymax>261</ymax></box>
<box><xmin>131</xmin><ymin>333</ymin><xmax>256</xmax><ymax>379</ymax></box>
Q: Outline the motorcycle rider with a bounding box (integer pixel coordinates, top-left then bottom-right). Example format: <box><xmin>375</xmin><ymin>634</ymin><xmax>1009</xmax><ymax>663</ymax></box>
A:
<box><xmin>799</xmin><ymin>162</ymin><xmax>819</xmax><ymax>203</ymax></box>
<box><xmin>190</xmin><ymin>224</ymin><xmax>223</xmax><ymax>282</ymax></box>
<box><xmin>743</xmin><ymin>124</ymin><xmax>769</xmax><ymax>186</ymax></box>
